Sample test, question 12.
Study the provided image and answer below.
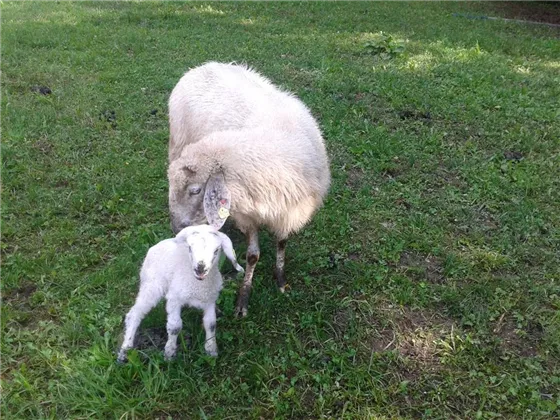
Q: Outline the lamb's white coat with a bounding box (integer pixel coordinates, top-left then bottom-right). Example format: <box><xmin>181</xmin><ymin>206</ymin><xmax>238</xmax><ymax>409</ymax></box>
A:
<box><xmin>117</xmin><ymin>225</ymin><xmax>243</xmax><ymax>362</ymax></box>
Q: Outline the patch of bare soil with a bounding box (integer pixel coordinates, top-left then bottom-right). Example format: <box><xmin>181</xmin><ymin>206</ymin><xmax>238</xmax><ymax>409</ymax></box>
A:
<box><xmin>493</xmin><ymin>315</ymin><xmax>543</xmax><ymax>357</ymax></box>
<box><xmin>5</xmin><ymin>283</ymin><xmax>37</xmax><ymax>301</ymax></box>
<box><xmin>366</xmin><ymin>306</ymin><xmax>456</xmax><ymax>372</ymax></box>
<box><xmin>398</xmin><ymin>109</ymin><xmax>432</xmax><ymax>122</ymax></box>
<box><xmin>33</xmin><ymin>137</ymin><xmax>54</xmax><ymax>155</ymax></box>
<box><xmin>399</xmin><ymin>251</ymin><xmax>446</xmax><ymax>284</ymax></box>
<box><xmin>31</xmin><ymin>85</ymin><xmax>52</xmax><ymax>95</ymax></box>
<box><xmin>345</xmin><ymin>166</ymin><xmax>365</xmax><ymax>190</ymax></box>
<box><xmin>4</xmin><ymin>283</ymin><xmax>55</xmax><ymax>327</ymax></box>
<box><xmin>489</xmin><ymin>2</ymin><xmax>560</xmax><ymax>26</ymax></box>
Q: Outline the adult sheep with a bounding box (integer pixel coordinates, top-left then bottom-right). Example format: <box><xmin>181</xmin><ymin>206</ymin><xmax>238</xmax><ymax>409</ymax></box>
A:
<box><xmin>167</xmin><ymin>62</ymin><xmax>330</xmax><ymax>317</ymax></box>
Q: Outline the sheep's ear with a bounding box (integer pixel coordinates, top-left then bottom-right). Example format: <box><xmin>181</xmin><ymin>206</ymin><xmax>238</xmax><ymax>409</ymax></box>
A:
<box><xmin>217</xmin><ymin>232</ymin><xmax>244</xmax><ymax>273</ymax></box>
<box><xmin>203</xmin><ymin>173</ymin><xmax>231</xmax><ymax>230</ymax></box>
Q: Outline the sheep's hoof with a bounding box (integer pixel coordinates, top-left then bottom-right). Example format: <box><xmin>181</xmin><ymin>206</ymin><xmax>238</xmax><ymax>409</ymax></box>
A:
<box><xmin>235</xmin><ymin>293</ymin><xmax>249</xmax><ymax>318</ymax></box>
<box><xmin>234</xmin><ymin>305</ymin><xmax>248</xmax><ymax>318</ymax></box>
<box><xmin>273</xmin><ymin>267</ymin><xmax>287</xmax><ymax>291</ymax></box>
<box><xmin>205</xmin><ymin>349</ymin><xmax>218</xmax><ymax>357</ymax></box>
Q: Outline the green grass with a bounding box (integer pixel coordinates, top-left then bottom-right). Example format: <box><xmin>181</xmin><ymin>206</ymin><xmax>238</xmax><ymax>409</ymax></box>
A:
<box><xmin>2</xmin><ymin>2</ymin><xmax>560</xmax><ymax>418</ymax></box>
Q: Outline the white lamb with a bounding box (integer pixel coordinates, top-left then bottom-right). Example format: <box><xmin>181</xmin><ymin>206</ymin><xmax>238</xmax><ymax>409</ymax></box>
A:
<box><xmin>117</xmin><ymin>225</ymin><xmax>243</xmax><ymax>362</ymax></box>
<box><xmin>167</xmin><ymin>62</ymin><xmax>331</xmax><ymax>317</ymax></box>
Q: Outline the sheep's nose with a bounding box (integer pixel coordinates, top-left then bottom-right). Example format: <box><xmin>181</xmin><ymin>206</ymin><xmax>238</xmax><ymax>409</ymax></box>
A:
<box><xmin>179</xmin><ymin>220</ymin><xmax>192</xmax><ymax>230</ymax></box>
<box><xmin>172</xmin><ymin>219</ymin><xmax>192</xmax><ymax>234</ymax></box>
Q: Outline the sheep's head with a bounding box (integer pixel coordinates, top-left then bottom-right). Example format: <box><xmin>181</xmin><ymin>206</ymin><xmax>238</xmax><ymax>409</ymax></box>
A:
<box><xmin>176</xmin><ymin>225</ymin><xmax>244</xmax><ymax>280</ymax></box>
<box><xmin>168</xmin><ymin>157</ymin><xmax>231</xmax><ymax>234</ymax></box>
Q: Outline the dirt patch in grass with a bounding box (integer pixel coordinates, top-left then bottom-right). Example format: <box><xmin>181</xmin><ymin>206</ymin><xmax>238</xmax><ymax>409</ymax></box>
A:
<box><xmin>370</xmin><ymin>328</ymin><xmax>395</xmax><ymax>352</ymax></box>
<box><xmin>488</xmin><ymin>2</ymin><xmax>560</xmax><ymax>26</ymax></box>
<box><xmin>33</xmin><ymin>137</ymin><xmax>55</xmax><ymax>155</ymax></box>
<box><xmin>333</xmin><ymin>308</ymin><xmax>353</xmax><ymax>339</ymax></box>
<box><xmin>31</xmin><ymin>85</ymin><xmax>52</xmax><ymax>95</ymax></box>
<box><xmin>100</xmin><ymin>110</ymin><xmax>117</xmax><ymax>128</ymax></box>
<box><xmin>398</xmin><ymin>109</ymin><xmax>432</xmax><ymax>122</ymax></box>
<box><xmin>503</xmin><ymin>150</ymin><xmax>524</xmax><ymax>162</ymax></box>
<box><xmin>364</xmin><ymin>306</ymin><xmax>456</xmax><ymax>372</ymax></box>
<box><xmin>5</xmin><ymin>283</ymin><xmax>37</xmax><ymax>301</ymax></box>
<box><xmin>493</xmin><ymin>316</ymin><xmax>544</xmax><ymax>357</ymax></box>
<box><xmin>345</xmin><ymin>166</ymin><xmax>365</xmax><ymax>190</ymax></box>
<box><xmin>4</xmin><ymin>283</ymin><xmax>57</xmax><ymax>327</ymax></box>
<box><xmin>399</xmin><ymin>251</ymin><xmax>446</xmax><ymax>284</ymax></box>
<box><xmin>435</xmin><ymin>165</ymin><xmax>466</xmax><ymax>190</ymax></box>
<box><xmin>395</xmin><ymin>198</ymin><xmax>412</xmax><ymax>210</ymax></box>
<box><xmin>473</xmin><ymin>205</ymin><xmax>499</xmax><ymax>232</ymax></box>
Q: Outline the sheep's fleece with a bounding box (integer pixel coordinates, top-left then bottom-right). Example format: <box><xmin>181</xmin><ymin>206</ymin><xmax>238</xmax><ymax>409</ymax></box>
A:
<box><xmin>167</xmin><ymin>61</ymin><xmax>330</xmax><ymax>238</ymax></box>
<box><xmin>167</xmin><ymin>62</ymin><xmax>330</xmax><ymax>317</ymax></box>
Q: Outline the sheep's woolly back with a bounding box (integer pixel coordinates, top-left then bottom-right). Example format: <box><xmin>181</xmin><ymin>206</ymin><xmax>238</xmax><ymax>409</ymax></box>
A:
<box><xmin>168</xmin><ymin>62</ymin><xmax>330</xmax><ymax>238</ymax></box>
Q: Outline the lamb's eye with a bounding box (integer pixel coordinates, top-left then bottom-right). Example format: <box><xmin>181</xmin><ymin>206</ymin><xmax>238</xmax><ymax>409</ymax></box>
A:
<box><xmin>189</xmin><ymin>186</ymin><xmax>201</xmax><ymax>196</ymax></box>
<box><xmin>214</xmin><ymin>249</ymin><xmax>219</xmax><ymax>255</ymax></box>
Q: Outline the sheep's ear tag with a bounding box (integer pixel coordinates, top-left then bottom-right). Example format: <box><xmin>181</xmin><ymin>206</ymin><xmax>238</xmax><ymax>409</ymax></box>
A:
<box><xmin>204</xmin><ymin>173</ymin><xmax>231</xmax><ymax>230</ymax></box>
<box><xmin>218</xmin><ymin>205</ymin><xmax>229</xmax><ymax>219</ymax></box>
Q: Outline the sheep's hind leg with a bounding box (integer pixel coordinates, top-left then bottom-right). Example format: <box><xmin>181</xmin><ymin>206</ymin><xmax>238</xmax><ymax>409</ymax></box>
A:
<box><xmin>164</xmin><ymin>299</ymin><xmax>183</xmax><ymax>361</ymax></box>
<box><xmin>273</xmin><ymin>239</ymin><xmax>288</xmax><ymax>293</ymax></box>
<box><xmin>235</xmin><ymin>229</ymin><xmax>259</xmax><ymax>318</ymax></box>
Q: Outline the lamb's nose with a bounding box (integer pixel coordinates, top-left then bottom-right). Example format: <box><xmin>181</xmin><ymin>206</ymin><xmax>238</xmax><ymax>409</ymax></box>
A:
<box><xmin>195</xmin><ymin>263</ymin><xmax>206</xmax><ymax>276</ymax></box>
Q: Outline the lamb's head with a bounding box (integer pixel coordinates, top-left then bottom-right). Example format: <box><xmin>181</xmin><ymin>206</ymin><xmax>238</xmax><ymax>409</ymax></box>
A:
<box><xmin>168</xmin><ymin>157</ymin><xmax>231</xmax><ymax>234</ymax></box>
<box><xmin>176</xmin><ymin>225</ymin><xmax>244</xmax><ymax>280</ymax></box>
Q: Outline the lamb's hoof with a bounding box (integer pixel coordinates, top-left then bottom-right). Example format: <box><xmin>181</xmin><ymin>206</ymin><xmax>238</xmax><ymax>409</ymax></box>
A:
<box><xmin>205</xmin><ymin>350</ymin><xmax>218</xmax><ymax>357</ymax></box>
<box><xmin>234</xmin><ymin>305</ymin><xmax>248</xmax><ymax>318</ymax></box>
<box><xmin>164</xmin><ymin>352</ymin><xmax>177</xmax><ymax>361</ymax></box>
<box><xmin>279</xmin><ymin>286</ymin><xmax>285</xmax><ymax>294</ymax></box>
<box><xmin>116</xmin><ymin>352</ymin><xmax>127</xmax><ymax>364</ymax></box>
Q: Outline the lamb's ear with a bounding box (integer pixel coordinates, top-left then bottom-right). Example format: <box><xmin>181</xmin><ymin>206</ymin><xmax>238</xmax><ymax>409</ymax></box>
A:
<box><xmin>175</xmin><ymin>226</ymin><xmax>196</xmax><ymax>242</ymax></box>
<box><xmin>217</xmin><ymin>232</ymin><xmax>244</xmax><ymax>273</ymax></box>
<box><xmin>203</xmin><ymin>173</ymin><xmax>231</xmax><ymax>230</ymax></box>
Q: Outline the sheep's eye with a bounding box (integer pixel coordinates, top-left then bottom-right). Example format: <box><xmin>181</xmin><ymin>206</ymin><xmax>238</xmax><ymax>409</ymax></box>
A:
<box><xmin>189</xmin><ymin>186</ymin><xmax>201</xmax><ymax>196</ymax></box>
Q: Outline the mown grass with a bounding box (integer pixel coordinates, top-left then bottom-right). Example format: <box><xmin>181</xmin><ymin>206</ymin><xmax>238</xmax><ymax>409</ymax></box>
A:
<box><xmin>2</xmin><ymin>2</ymin><xmax>559</xmax><ymax>418</ymax></box>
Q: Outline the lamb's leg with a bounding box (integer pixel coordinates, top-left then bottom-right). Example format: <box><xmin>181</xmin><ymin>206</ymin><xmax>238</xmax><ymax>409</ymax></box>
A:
<box><xmin>164</xmin><ymin>299</ymin><xmax>183</xmax><ymax>361</ymax></box>
<box><xmin>117</xmin><ymin>289</ymin><xmax>161</xmax><ymax>363</ymax></box>
<box><xmin>202</xmin><ymin>304</ymin><xmax>218</xmax><ymax>357</ymax></box>
<box><xmin>273</xmin><ymin>239</ymin><xmax>288</xmax><ymax>293</ymax></box>
<box><xmin>235</xmin><ymin>228</ymin><xmax>259</xmax><ymax>318</ymax></box>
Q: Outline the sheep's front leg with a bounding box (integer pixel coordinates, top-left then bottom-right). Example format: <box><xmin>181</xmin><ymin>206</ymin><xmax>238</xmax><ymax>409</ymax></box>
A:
<box><xmin>117</xmin><ymin>292</ymin><xmax>161</xmax><ymax>363</ymax></box>
<box><xmin>164</xmin><ymin>299</ymin><xmax>183</xmax><ymax>361</ymax></box>
<box><xmin>202</xmin><ymin>304</ymin><xmax>218</xmax><ymax>357</ymax></box>
<box><xmin>235</xmin><ymin>229</ymin><xmax>259</xmax><ymax>318</ymax></box>
<box><xmin>273</xmin><ymin>239</ymin><xmax>288</xmax><ymax>293</ymax></box>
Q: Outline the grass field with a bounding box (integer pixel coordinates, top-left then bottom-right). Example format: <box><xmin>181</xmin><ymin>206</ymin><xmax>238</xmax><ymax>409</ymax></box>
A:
<box><xmin>2</xmin><ymin>2</ymin><xmax>560</xmax><ymax>418</ymax></box>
